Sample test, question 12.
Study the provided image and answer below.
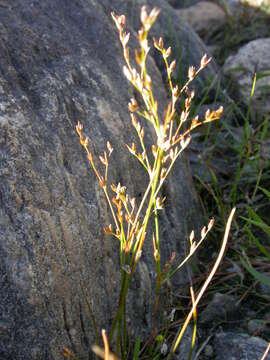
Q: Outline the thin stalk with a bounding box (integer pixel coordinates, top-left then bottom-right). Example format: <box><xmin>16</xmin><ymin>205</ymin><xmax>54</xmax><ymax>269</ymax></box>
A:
<box><xmin>167</xmin><ymin>208</ymin><xmax>235</xmax><ymax>359</ymax></box>
<box><xmin>104</xmin><ymin>187</ymin><xmax>120</xmax><ymax>232</ymax></box>
<box><xmin>188</xmin><ymin>287</ymin><xmax>197</xmax><ymax>360</ymax></box>
<box><xmin>135</xmin><ymin>151</ymin><xmax>163</xmax><ymax>259</ymax></box>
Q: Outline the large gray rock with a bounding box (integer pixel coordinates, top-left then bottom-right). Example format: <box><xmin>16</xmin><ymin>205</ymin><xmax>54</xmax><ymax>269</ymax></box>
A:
<box><xmin>0</xmin><ymin>0</ymin><xmax>213</xmax><ymax>359</ymax></box>
<box><xmin>176</xmin><ymin>2</ymin><xmax>227</xmax><ymax>42</ymax></box>
<box><xmin>223</xmin><ymin>38</ymin><xmax>270</xmax><ymax>118</ymax></box>
<box><xmin>214</xmin><ymin>332</ymin><xmax>270</xmax><ymax>360</ymax></box>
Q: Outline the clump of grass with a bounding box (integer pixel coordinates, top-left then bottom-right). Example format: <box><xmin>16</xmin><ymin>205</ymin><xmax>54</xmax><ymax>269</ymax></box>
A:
<box><xmin>70</xmin><ymin>6</ymin><xmax>235</xmax><ymax>360</ymax></box>
<box><xmin>192</xmin><ymin>64</ymin><xmax>270</xmax><ymax>348</ymax></box>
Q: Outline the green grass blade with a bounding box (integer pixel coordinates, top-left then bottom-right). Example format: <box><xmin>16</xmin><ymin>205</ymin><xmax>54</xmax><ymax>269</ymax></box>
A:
<box><xmin>240</xmin><ymin>258</ymin><xmax>270</xmax><ymax>287</ymax></box>
<box><xmin>246</xmin><ymin>73</ymin><xmax>256</xmax><ymax>124</ymax></box>
<box><xmin>259</xmin><ymin>186</ymin><xmax>270</xmax><ymax>202</ymax></box>
<box><xmin>242</xmin><ymin>203</ymin><xmax>270</xmax><ymax>235</ymax></box>
<box><xmin>241</xmin><ymin>216</ymin><xmax>270</xmax><ymax>236</ymax></box>
<box><xmin>132</xmin><ymin>337</ymin><xmax>141</xmax><ymax>360</ymax></box>
<box><xmin>245</xmin><ymin>227</ymin><xmax>270</xmax><ymax>261</ymax></box>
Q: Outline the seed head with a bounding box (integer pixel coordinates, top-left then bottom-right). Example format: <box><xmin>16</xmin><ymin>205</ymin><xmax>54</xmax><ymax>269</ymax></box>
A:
<box><xmin>128</xmin><ymin>98</ymin><xmax>138</xmax><ymax>112</ymax></box>
<box><xmin>200</xmin><ymin>54</ymin><xmax>211</xmax><ymax>68</ymax></box>
<box><xmin>188</xmin><ymin>66</ymin><xmax>196</xmax><ymax>81</ymax></box>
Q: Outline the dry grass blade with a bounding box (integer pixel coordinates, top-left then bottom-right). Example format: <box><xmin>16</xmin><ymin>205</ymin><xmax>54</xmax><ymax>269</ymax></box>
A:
<box><xmin>168</xmin><ymin>208</ymin><xmax>236</xmax><ymax>359</ymax></box>
<box><xmin>260</xmin><ymin>341</ymin><xmax>270</xmax><ymax>360</ymax></box>
<box><xmin>92</xmin><ymin>330</ymin><xmax>119</xmax><ymax>360</ymax></box>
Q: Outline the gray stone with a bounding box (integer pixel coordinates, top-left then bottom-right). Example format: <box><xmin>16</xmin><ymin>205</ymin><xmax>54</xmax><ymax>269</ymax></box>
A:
<box><xmin>176</xmin><ymin>2</ymin><xmax>227</xmax><ymax>41</ymax></box>
<box><xmin>200</xmin><ymin>293</ymin><xmax>238</xmax><ymax>325</ymax></box>
<box><xmin>258</xmin><ymin>273</ymin><xmax>270</xmax><ymax>296</ymax></box>
<box><xmin>214</xmin><ymin>332</ymin><xmax>270</xmax><ymax>360</ymax></box>
<box><xmin>174</xmin><ymin>325</ymin><xmax>197</xmax><ymax>360</ymax></box>
<box><xmin>223</xmin><ymin>38</ymin><xmax>270</xmax><ymax>118</ymax></box>
<box><xmin>0</xmin><ymin>0</ymin><xmax>216</xmax><ymax>359</ymax></box>
<box><xmin>247</xmin><ymin>319</ymin><xmax>270</xmax><ymax>337</ymax></box>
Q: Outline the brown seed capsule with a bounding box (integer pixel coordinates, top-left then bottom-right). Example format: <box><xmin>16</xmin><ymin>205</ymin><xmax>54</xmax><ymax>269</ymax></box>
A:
<box><xmin>200</xmin><ymin>54</ymin><xmax>211</xmax><ymax>68</ymax></box>
<box><xmin>128</xmin><ymin>98</ymin><xmax>138</xmax><ymax>112</ymax></box>
<box><xmin>165</xmin><ymin>47</ymin><xmax>171</xmax><ymax>58</ymax></box>
<box><xmin>168</xmin><ymin>60</ymin><xmax>176</xmax><ymax>75</ymax></box>
<box><xmin>188</xmin><ymin>66</ymin><xmax>196</xmax><ymax>81</ymax></box>
<box><xmin>122</xmin><ymin>32</ymin><xmax>130</xmax><ymax>47</ymax></box>
<box><xmin>107</xmin><ymin>141</ymin><xmax>113</xmax><ymax>156</ymax></box>
<box><xmin>159</xmin><ymin>37</ymin><xmax>164</xmax><ymax>49</ymax></box>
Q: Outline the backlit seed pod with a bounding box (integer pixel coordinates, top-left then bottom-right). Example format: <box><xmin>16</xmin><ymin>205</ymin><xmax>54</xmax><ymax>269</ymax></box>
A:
<box><xmin>111</xmin><ymin>183</ymin><xmax>117</xmax><ymax>192</ymax></box>
<box><xmin>188</xmin><ymin>66</ymin><xmax>196</xmax><ymax>80</ymax></box>
<box><xmin>168</xmin><ymin>60</ymin><xmax>176</xmax><ymax>75</ymax></box>
<box><xmin>126</xmin><ymin>143</ymin><xmax>136</xmax><ymax>155</ymax></box>
<box><xmin>135</xmin><ymin>49</ymin><xmax>142</xmax><ymax>65</ymax></box>
<box><xmin>162</xmin><ymin>154</ymin><xmax>169</xmax><ymax>164</ymax></box>
<box><xmin>104</xmin><ymin>224</ymin><xmax>113</xmax><ymax>235</ymax></box>
<box><xmin>118</xmin><ymin>210</ymin><xmax>124</xmax><ymax>223</ymax></box>
<box><xmin>191</xmin><ymin>116</ymin><xmax>199</xmax><ymax>128</ymax></box>
<box><xmin>107</xmin><ymin>141</ymin><xmax>113</xmax><ymax>156</ymax></box>
<box><xmin>76</xmin><ymin>121</ymin><xmax>83</xmax><ymax>132</ymax></box>
<box><xmin>160</xmin><ymin>167</ymin><xmax>167</xmax><ymax>179</ymax></box>
<box><xmin>123</xmin><ymin>65</ymin><xmax>132</xmax><ymax>81</ymax></box>
<box><xmin>205</xmin><ymin>109</ymin><xmax>211</xmax><ymax>121</ymax></box>
<box><xmin>152</xmin><ymin>144</ymin><xmax>158</xmax><ymax>157</ymax></box>
<box><xmin>145</xmin><ymin>74</ymin><xmax>152</xmax><ymax>89</ymax></box>
<box><xmin>216</xmin><ymin>106</ymin><xmax>223</xmax><ymax>117</ymax></box>
<box><xmin>138</xmin><ymin>29</ymin><xmax>144</xmax><ymax>42</ymax></box>
<box><xmin>200</xmin><ymin>54</ymin><xmax>210</xmax><ymax>68</ymax></box>
<box><xmin>140</xmin><ymin>5</ymin><xmax>148</xmax><ymax>25</ymax></box>
<box><xmin>149</xmin><ymin>7</ymin><xmax>160</xmax><ymax>22</ymax></box>
<box><xmin>180</xmin><ymin>110</ymin><xmax>186</xmax><ymax>123</ymax></box>
<box><xmin>135</xmin><ymin>250</ymin><xmax>142</xmax><ymax>262</ymax></box>
<box><xmin>180</xmin><ymin>136</ymin><xmax>191</xmax><ymax>150</ymax></box>
<box><xmin>185</xmin><ymin>97</ymin><xmax>191</xmax><ymax>110</ymax></box>
<box><xmin>153</xmin><ymin>37</ymin><xmax>158</xmax><ymax>49</ymax></box>
<box><xmin>130</xmin><ymin>197</ymin><xmax>136</xmax><ymax>210</ymax></box>
<box><xmin>62</xmin><ymin>348</ymin><xmax>75</xmax><ymax>358</ymax></box>
<box><xmin>141</xmin><ymin>39</ymin><xmax>150</xmax><ymax>53</ymax></box>
<box><xmin>165</xmin><ymin>46</ymin><xmax>171</xmax><ymax>58</ymax></box>
<box><xmin>122</xmin><ymin>32</ymin><xmax>130</xmax><ymax>47</ymax></box>
<box><xmin>99</xmin><ymin>155</ymin><xmax>107</xmax><ymax>166</ymax></box>
<box><xmin>201</xmin><ymin>226</ymin><xmax>207</xmax><ymax>238</ymax></box>
<box><xmin>118</xmin><ymin>15</ymin><xmax>126</xmax><ymax>28</ymax></box>
<box><xmin>159</xmin><ymin>37</ymin><xmax>164</xmax><ymax>49</ymax></box>
<box><xmin>128</xmin><ymin>98</ymin><xmax>138</xmax><ymax>112</ymax></box>
<box><xmin>208</xmin><ymin>218</ymin><xmax>215</xmax><ymax>230</ymax></box>
<box><xmin>83</xmin><ymin>137</ymin><xmax>89</xmax><ymax>147</ymax></box>
<box><xmin>189</xmin><ymin>230</ymin><xmax>195</xmax><ymax>244</ymax></box>
<box><xmin>154</xmin><ymin>249</ymin><xmax>159</xmax><ymax>262</ymax></box>
<box><xmin>132</xmin><ymin>68</ymin><xmax>138</xmax><ymax>80</ymax></box>
<box><xmin>172</xmin><ymin>85</ymin><xmax>178</xmax><ymax>97</ymax></box>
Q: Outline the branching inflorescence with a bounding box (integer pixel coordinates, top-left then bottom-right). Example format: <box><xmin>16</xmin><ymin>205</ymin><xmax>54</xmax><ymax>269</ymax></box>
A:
<box><xmin>75</xmin><ymin>5</ymin><xmax>224</xmax><ymax>360</ymax></box>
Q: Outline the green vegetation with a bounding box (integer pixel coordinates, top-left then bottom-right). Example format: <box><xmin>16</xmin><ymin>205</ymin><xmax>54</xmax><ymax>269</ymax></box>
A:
<box><xmin>69</xmin><ymin>6</ymin><xmax>235</xmax><ymax>360</ymax></box>
<box><xmin>192</xmin><ymin>54</ymin><xmax>270</xmax><ymax>343</ymax></box>
<box><xmin>64</xmin><ymin>3</ymin><xmax>270</xmax><ymax>359</ymax></box>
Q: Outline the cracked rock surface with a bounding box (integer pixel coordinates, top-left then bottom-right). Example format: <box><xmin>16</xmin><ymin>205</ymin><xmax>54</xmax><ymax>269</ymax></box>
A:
<box><xmin>0</xmin><ymin>0</ymin><xmax>214</xmax><ymax>358</ymax></box>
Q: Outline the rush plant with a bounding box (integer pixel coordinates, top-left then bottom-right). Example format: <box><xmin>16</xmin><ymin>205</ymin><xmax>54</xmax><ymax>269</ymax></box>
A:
<box><xmin>74</xmin><ymin>6</ymin><xmax>234</xmax><ymax>360</ymax></box>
